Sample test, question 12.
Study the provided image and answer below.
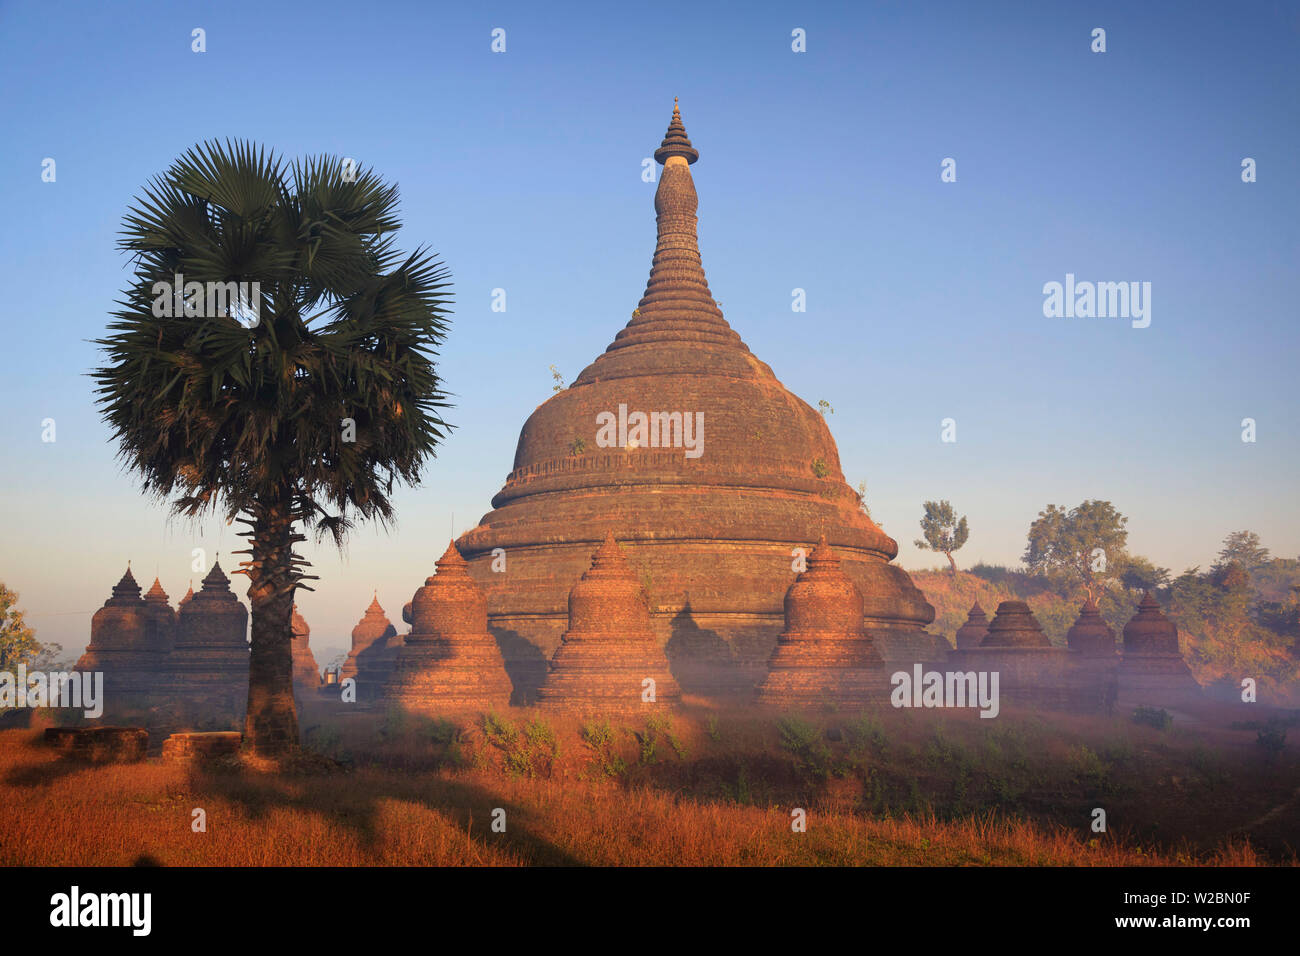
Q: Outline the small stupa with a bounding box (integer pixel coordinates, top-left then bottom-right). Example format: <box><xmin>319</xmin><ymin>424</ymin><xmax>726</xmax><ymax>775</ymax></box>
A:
<box><xmin>756</xmin><ymin>536</ymin><xmax>885</xmax><ymax>706</ymax></box>
<box><xmin>1066</xmin><ymin>598</ymin><xmax>1115</xmax><ymax>656</ymax></box>
<box><xmin>162</xmin><ymin>560</ymin><xmax>250</xmax><ymax>716</ymax></box>
<box><xmin>290</xmin><ymin>605</ymin><xmax>320</xmax><ymax>702</ymax></box>
<box><xmin>948</xmin><ymin>600</ymin><xmax>1071</xmax><ymax>710</ymax></box>
<box><xmin>340</xmin><ymin>594</ymin><xmax>400</xmax><ymax>705</ymax></box>
<box><xmin>1118</xmin><ymin>591</ymin><xmax>1201</xmax><ymax>708</ymax></box>
<box><xmin>76</xmin><ymin>566</ymin><xmax>171</xmax><ymax>700</ymax></box>
<box><xmin>385</xmin><ymin>542</ymin><xmax>514</xmax><ymax>712</ymax></box>
<box><xmin>1063</xmin><ymin>597</ymin><xmax>1119</xmax><ymax>712</ymax></box>
<box><xmin>980</xmin><ymin>601</ymin><xmax>1052</xmax><ymax>647</ymax></box>
<box><xmin>536</xmin><ymin>532</ymin><xmax>681</xmax><ymax>712</ymax></box>
<box><xmin>954</xmin><ymin>601</ymin><xmax>990</xmax><ymax>649</ymax></box>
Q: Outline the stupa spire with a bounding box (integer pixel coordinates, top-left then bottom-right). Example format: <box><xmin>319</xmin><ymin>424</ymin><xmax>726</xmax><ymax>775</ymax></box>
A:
<box><xmin>607</xmin><ymin>100</ymin><xmax>744</xmax><ymax>353</ymax></box>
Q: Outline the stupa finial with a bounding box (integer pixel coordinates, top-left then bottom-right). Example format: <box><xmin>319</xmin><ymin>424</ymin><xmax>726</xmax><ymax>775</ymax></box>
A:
<box><xmin>654</xmin><ymin>98</ymin><xmax>699</xmax><ymax>165</ymax></box>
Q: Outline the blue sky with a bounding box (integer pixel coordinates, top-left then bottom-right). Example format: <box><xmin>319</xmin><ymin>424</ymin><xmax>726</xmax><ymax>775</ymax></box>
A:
<box><xmin>1</xmin><ymin>0</ymin><xmax>1296</xmax><ymax>658</ymax></box>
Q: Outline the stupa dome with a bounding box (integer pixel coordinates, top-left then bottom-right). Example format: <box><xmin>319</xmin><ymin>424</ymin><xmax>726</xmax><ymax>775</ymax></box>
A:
<box><xmin>1123</xmin><ymin>591</ymin><xmax>1181</xmax><ymax>655</ymax></box>
<box><xmin>1066</xmin><ymin>598</ymin><xmax>1116</xmax><ymax>656</ymax></box>
<box><xmin>954</xmin><ymin>601</ymin><xmax>990</xmax><ymax>649</ymax></box>
<box><xmin>981</xmin><ymin>601</ymin><xmax>1051</xmax><ymax>648</ymax></box>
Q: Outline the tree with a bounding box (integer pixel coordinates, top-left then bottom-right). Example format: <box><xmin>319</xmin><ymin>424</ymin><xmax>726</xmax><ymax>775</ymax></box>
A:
<box><xmin>1023</xmin><ymin>500</ymin><xmax>1129</xmax><ymax>600</ymax></box>
<box><xmin>1217</xmin><ymin>530</ymin><xmax>1270</xmax><ymax>572</ymax></box>
<box><xmin>914</xmin><ymin>500</ymin><xmax>969</xmax><ymax>575</ymax></box>
<box><xmin>93</xmin><ymin>141</ymin><xmax>452</xmax><ymax>755</ymax></box>
<box><xmin>0</xmin><ymin>583</ymin><xmax>40</xmax><ymax>673</ymax></box>
<box><xmin>1119</xmin><ymin>554</ymin><xmax>1171</xmax><ymax>592</ymax></box>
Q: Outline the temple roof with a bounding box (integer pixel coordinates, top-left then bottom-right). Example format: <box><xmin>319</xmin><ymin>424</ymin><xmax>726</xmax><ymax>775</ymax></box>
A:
<box><xmin>201</xmin><ymin>560</ymin><xmax>231</xmax><ymax>591</ymax></box>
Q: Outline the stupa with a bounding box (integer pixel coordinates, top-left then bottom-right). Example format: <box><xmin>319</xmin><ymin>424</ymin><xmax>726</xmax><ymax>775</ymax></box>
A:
<box><xmin>385</xmin><ymin>542</ymin><xmax>514</xmax><ymax>712</ymax></box>
<box><xmin>457</xmin><ymin>101</ymin><xmax>938</xmax><ymax>699</ymax></box>
<box><xmin>756</xmin><ymin>536</ymin><xmax>886</xmax><ymax>706</ymax></box>
<box><xmin>76</xmin><ymin>566</ymin><xmax>171</xmax><ymax>700</ymax></box>
<box><xmin>340</xmin><ymin>594</ymin><xmax>400</xmax><ymax>705</ymax></box>
<box><xmin>142</xmin><ymin>578</ymin><xmax>178</xmax><ymax>654</ymax></box>
<box><xmin>290</xmin><ymin>605</ymin><xmax>320</xmax><ymax>702</ymax></box>
<box><xmin>536</xmin><ymin>532</ymin><xmax>681</xmax><ymax>713</ymax></box>
<box><xmin>954</xmin><ymin>602</ymin><xmax>990</xmax><ymax>649</ymax></box>
<box><xmin>950</xmin><ymin>600</ymin><xmax>1070</xmax><ymax>710</ymax></box>
<box><xmin>1118</xmin><ymin>591</ymin><xmax>1202</xmax><ymax>708</ymax></box>
<box><xmin>1063</xmin><ymin>598</ymin><xmax>1119</xmax><ymax>713</ymax></box>
<box><xmin>162</xmin><ymin>561</ymin><xmax>249</xmax><ymax>717</ymax></box>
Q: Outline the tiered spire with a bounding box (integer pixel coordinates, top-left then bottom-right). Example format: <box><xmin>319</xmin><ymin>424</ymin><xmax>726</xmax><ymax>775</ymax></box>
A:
<box><xmin>537</xmin><ymin>531</ymin><xmax>681</xmax><ymax>712</ymax></box>
<box><xmin>385</xmin><ymin>541</ymin><xmax>513</xmax><ymax>711</ymax></box>
<box><xmin>608</xmin><ymin>100</ymin><xmax>744</xmax><ymax>352</ymax></box>
<box><xmin>107</xmin><ymin>566</ymin><xmax>144</xmax><ymax>605</ymax></box>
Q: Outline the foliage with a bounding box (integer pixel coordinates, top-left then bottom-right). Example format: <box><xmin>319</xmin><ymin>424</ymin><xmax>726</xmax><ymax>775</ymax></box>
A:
<box><xmin>1218</xmin><ymin>531</ymin><xmax>1271</xmax><ymax>572</ymax></box>
<box><xmin>810</xmin><ymin>457</ymin><xmax>829</xmax><ymax>479</ymax></box>
<box><xmin>1023</xmin><ymin>500</ymin><xmax>1129</xmax><ymax>600</ymax></box>
<box><xmin>481</xmin><ymin>712</ymin><xmax>559</xmax><ymax>778</ymax></box>
<box><xmin>776</xmin><ymin>715</ymin><xmax>833</xmax><ymax>781</ymax></box>
<box><xmin>1132</xmin><ymin>706</ymin><xmax>1172</xmax><ymax>731</ymax></box>
<box><xmin>92</xmin><ymin>140</ymin><xmax>452</xmax><ymax>752</ymax></box>
<box><xmin>1256</xmin><ymin>720</ymin><xmax>1287</xmax><ymax>759</ymax></box>
<box><xmin>0</xmin><ymin>584</ymin><xmax>43</xmax><ymax>673</ymax></box>
<box><xmin>580</xmin><ymin>720</ymin><xmax>627</xmax><ymax>778</ymax></box>
<box><xmin>854</xmin><ymin>480</ymin><xmax>872</xmax><ymax>519</ymax></box>
<box><xmin>913</xmin><ymin>500</ymin><xmax>969</xmax><ymax>574</ymax></box>
<box><xmin>549</xmin><ymin>364</ymin><xmax>565</xmax><ymax>393</ymax></box>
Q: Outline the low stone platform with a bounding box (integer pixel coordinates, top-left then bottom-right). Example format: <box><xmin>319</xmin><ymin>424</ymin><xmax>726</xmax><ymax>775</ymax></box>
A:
<box><xmin>161</xmin><ymin>731</ymin><xmax>243</xmax><ymax>761</ymax></box>
<box><xmin>43</xmin><ymin>726</ymin><xmax>148</xmax><ymax>763</ymax></box>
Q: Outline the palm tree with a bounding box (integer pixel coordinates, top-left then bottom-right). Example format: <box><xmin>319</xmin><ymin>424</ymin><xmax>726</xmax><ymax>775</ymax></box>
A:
<box><xmin>93</xmin><ymin>141</ymin><xmax>453</xmax><ymax>755</ymax></box>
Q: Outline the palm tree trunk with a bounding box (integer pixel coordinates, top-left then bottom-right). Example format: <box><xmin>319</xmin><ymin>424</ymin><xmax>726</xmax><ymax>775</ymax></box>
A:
<box><xmin>243</xmin><ymin>500</ymin><xmax>299</xmax><ymax>756</ymax></box>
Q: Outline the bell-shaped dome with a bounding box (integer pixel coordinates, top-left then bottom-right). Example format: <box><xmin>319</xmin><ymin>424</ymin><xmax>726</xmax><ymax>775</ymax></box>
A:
<box><xmin>1067</xmin><ymin>598</ymin><xmax>1116</xmax><ymax>656</ymax></box>
<box><xmin>955</xmin><ymin>601</ymin><xmax>990</xmax><ymax>649</ymax></box>
<box><xmin>537</xmin><ymin>531</ymin><xmax>680</xmax><ymax>711</ymax></box>
<box><xmin>1123</xmin><ymin>591</ymin><xmax>1180</xmax><ymax>655</ymax></box>
<box><xmin>409</xmin><ymin>541</ymin><xmax>490</xmax><ymax>643</ymax></box>
<box><xmin>981</xmin><ymin>601</ymin><xmax>1051</xmax><ymax>648</ymax></box>
<box><xmin>783</xmin><ymin>536</ymin><xmax>865</xmax><ymax>635</ymax></box>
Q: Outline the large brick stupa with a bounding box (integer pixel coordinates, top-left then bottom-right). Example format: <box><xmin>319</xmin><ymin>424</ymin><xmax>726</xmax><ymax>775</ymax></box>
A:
<box><xmin>457</xmin><ymin>102</ymin><xmax>938</xmax><ymax>698</ymax></box>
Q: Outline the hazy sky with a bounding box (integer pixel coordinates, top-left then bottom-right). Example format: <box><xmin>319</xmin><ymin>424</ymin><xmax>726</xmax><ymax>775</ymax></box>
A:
<box><xmin>1</xmin><ymin>0</ymin><xmax>1296</xmax><ymax>658</ymax></box>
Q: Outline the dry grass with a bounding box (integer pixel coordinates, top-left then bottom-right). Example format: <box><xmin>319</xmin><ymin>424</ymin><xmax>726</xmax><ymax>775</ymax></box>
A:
<box><xmin>1</xmin><ymin>703</ymin><xmax>1294</xmax><ymax>866</ymax></box>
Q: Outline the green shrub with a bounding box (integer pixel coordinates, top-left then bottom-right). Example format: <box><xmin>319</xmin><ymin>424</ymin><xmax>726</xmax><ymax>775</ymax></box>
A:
<box><xmin>580</xmin><ymin>719</ymin><xmax>627</xmax><ymax>778</ymax></box>
<box><xmin>777</xmin><ymin>715</ymin><xmax>833</xmax><ymax>781</ymax></box>
<box><xmin>1132</xmin><ymin>706</ymin><xmax>1172</xmax><ymax>730</ymax></box>
<box><xmin>1257</xmin><ymin>719</ymin><xmax>1287</xmax><ymax>758</ymax></box>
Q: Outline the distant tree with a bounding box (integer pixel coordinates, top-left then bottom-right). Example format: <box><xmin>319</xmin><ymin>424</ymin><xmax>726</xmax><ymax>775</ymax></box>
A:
<box><xmin>914</xmin><ymin>500</ymin><xmax>969</xmax><ymax>575</ymax></box>
<box><xmin>0</xmin><ymin>583</ymin><xmax>39</xmax><ymax>673</ymax></box>
<box><xmin>1217</xmin><ymin>531</ymin><xmax>1270</xmax><ymax>572</ymax></box>
<box><xmin>1023</xmin><ymin>500</ymin><xmax>1129</xmax><ymax>600</ymax></box>
<box><xmin>1119</xmin><ymin>555</ymin><xmax>1171</xmax><ymax>592</ymax></box>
